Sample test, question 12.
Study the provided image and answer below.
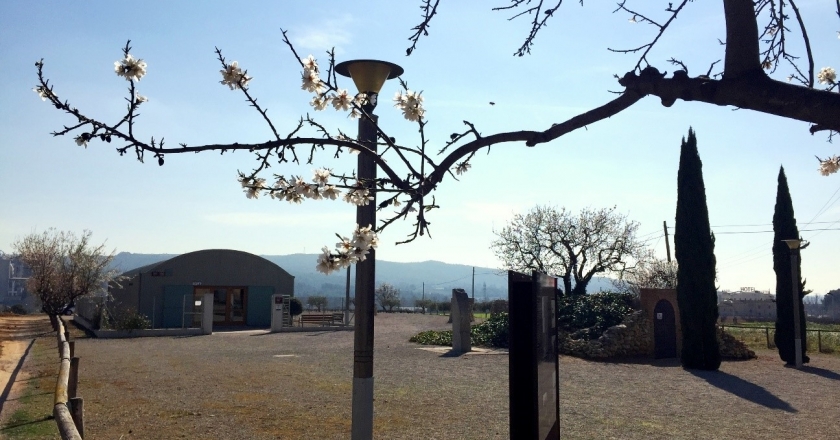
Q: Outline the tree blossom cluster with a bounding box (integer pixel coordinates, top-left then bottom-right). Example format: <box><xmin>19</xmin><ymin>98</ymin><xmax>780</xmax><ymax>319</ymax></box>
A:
<box><xmin>220</xmin><ymin>61</ymin><xmax>252</xmax><ymax>90</ymax></box>
<box><xmin>393</xmin><ymin>90</ymin><xmax>425</xmax><ymax>121</ymax></box>
<box><xmin>817</xmin><ymin>67</ymin><xmax>836</xmax><ymax>86</ymax></box>
<box><xmin>316</xmin><ymin>224</ymin><xmax>379</xmax><ymax>274</ymax></box>
<box><xmin>819</xmin><ymin>156</ymin><xmax>840</xmax><ymax>176</ymax></box>
<box><xmin>239</xmin><ymin>169</ymin><xmax>372</xmax><ymax>206</ymax></box>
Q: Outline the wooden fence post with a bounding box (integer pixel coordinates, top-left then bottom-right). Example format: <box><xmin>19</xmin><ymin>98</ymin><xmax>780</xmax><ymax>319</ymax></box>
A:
<box><xmin>765</xmin><ymin>327</ymin><xmax>770</xmax><ymax>349</ymax></box>
<box><xmin>69</xmin><ymin>341</ymin><xmax>75</xmax><ymax>358</ymax></box>
<box><xmin>818</xmin><ymin>330</ymin><xmax>822</xmax><ymax>353</ymax></box>
<box><xmin>70</xmin><ymin>397</ymin><xmax>84</xmax><ymax>439</ymax></box>
<box><xmin>68</xmin><ymin>357</ymin><xmax>79</xmax><ymax>399</ymax></box>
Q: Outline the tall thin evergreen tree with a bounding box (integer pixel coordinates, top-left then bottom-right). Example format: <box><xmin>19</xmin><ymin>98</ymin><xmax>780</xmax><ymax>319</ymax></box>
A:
<box><xmin>772</xmin><ymin>166</ymin><xmax>809</xmax><ymax>365</ymax></box>
<box><xmin>674</xmin><ymin>128</ymin><xmax>721</xmax><ymax>370</ymax></box>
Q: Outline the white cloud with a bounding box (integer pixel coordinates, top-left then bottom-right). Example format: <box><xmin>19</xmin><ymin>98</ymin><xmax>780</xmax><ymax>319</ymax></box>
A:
<box><xmin>292</xmin><ymin>14</ymin><xmax>354</xmax><ymax>53</ymax></box>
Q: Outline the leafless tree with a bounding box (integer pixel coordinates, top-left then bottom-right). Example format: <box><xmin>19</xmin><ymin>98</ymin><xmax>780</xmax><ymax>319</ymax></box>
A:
<box><xmin>12</xmin><ymin>229</ymin><xmax>120</xmax><ymax>316</ymax></box>
<box><xmin>30</xmin><ymin>1</ymin><xmax>840</xmax><ymax>269</ymax></box>
<box><xmin>491</xmin><ymin>205</ymin><xmax>646</xmax><ymax>295</ymax></box>
<box><xmin>375</xmin><ymin>283</ymin><xmax>401</xmax><ymax>312</ymax></box>
<box><xmin>306</xmin><ymin>295</ymin><xmax>329</xmax><ymax>312</ymax></box>
<box><xmin>612</xmin><ymin>252</ymin><xmax>679</xmax><ymax>296</ymax></box>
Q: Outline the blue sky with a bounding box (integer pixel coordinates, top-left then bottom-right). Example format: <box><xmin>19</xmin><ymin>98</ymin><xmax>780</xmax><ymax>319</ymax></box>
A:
<box><xmin>1</xmin><ymin>1</ymin><xmax>838</xmax><ymax>295</ymax></box>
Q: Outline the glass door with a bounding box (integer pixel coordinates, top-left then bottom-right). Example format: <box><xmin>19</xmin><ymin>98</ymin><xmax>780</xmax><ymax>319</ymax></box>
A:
<box><xmin>193</xmin><ymin>286</ymin><xmax>248</xmax><ymax>325</ymax></box>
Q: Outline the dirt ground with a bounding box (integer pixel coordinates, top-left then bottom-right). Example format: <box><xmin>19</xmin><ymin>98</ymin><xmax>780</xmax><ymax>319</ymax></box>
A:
<box><xmin>28</xmin><ymin>314</ymin><xmax>840</xmax><ymax>439</ymax></box>
<box><xmin>0</xmin><ymin>315</ymin><xmax>53</xmax><ymax>426</ymax></box>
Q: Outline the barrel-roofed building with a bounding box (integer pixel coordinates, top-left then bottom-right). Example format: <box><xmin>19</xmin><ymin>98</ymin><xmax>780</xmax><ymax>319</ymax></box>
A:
<box><xmin>78</xmin><ymin>249</ymin><xmax>294</xmax><ymax>328</ymax></box>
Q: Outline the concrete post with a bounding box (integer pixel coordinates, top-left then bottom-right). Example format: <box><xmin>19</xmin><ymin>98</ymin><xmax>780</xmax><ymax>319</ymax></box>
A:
<box><xmin>451</xmin><ymin>289</ymin><xmax>471</xmax><ymax>353</ymax></box>
<box><xmin>271</xmin><ymin>294</ymin><xmax>285</xmax><ymax>332</ymax></box>
<box><xmin>790</xmin><ymin>250</ymin><xmax>803</xmax><ymax>368</ymax></box>
<box><xmin>202</xmin><ymin>292</ymin><xmax>213</xmax><ymax>335</ymax></box>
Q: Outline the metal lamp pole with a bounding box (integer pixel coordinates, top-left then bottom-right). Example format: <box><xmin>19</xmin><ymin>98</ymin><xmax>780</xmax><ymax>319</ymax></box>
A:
<box><xmin>782</xmin><ymin>239</ymin><xmax>803</xmax><ymax>369</ymax></box>
<box><xmin>335</xmin><ymin>59</ymin><xmax>403</xmax><ymax>440</ymax></box>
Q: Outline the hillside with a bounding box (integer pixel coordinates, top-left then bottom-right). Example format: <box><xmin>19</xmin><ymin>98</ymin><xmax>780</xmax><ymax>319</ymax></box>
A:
<box><xmin>110</xmin><ymin>252</ymin><xmax>616</xmax><ymax>302</ymax></box>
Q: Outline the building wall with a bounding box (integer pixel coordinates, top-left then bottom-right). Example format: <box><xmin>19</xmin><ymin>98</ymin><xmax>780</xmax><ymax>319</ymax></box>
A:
<box><xmin>105</xmin><ymin>250</ymin><xmax>294</xmax><ymax>328</ymax></box>
<box><xmin>639</xmin><ymin>288</ymin><xmax>682</xmax><ymax>356</ymax></box>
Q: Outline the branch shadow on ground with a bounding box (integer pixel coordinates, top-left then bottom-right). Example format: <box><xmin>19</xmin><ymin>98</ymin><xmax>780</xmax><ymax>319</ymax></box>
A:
<box><xmin>799</xmin><ymin>365</ymin><xmax>840</xmax><ymax>381</ymax></box>
<box><xmin>688</xmin><ymin>369</ymin><xmax>797</xmax><ymax>413</ymax></box>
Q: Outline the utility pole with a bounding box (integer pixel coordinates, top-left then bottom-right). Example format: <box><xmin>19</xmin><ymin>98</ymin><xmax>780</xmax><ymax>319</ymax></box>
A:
<box><xmin>471</xmin><ymin>267</ymin><xmax>475</xmax><ymax>300</ymax></box>
<box><xmin>663</xmin><ymin>220</ymin><xmax>672</xmax><ymax>262</ymax></box>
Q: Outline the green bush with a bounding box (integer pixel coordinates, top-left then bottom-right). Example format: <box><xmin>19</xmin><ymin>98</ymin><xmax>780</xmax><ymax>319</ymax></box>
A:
<box><xmin>558</xmin><ymin>292</ymin><xmax>636</xmax><ymax>340</ymax></box>
<box><xmin>409</xmin><ymin>313</ymin><xmax>510</xmax><ymax>348</ymax></box>
<box><xmin>113</xmin><ymin>310</ymin><xmax>151</xmax><ymax>330</ymax></box>
<box><xmin>9</xmin><ymin>304</ymin><xmax>27</xmax><ymax>315</ymax></box>
<box><xmin>289</xmin><ymin>297</ymin><xmax>303</xmax><ymax>317</ymax></box>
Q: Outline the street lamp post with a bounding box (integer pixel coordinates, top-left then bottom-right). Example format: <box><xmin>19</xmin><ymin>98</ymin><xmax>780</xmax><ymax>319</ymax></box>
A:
<box><xmin>335</xmin><ymin>59</ymin><xmax>403</xmax><ymax>440</ymax></box>
<box><xmin>782</xmin><ymin>239</ymin><xmax>803</xmax><ymax>369</ymax></box>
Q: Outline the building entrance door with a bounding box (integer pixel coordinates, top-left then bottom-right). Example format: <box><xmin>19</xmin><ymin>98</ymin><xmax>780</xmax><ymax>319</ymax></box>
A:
<box><xmin>194</xmin><ymin>287</ymin><xmax>247</xmax><ymax>325</ymax></box>
<box><xmin>654</xmin><ymin>299</ymin><xmax>677</xmax><ymax>359</ymax></box>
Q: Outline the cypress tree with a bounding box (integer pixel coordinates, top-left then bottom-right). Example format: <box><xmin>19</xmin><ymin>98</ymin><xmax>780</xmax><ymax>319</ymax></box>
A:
<box><xmin>772</xmin><ymin>166</ymin><xmax>809</xmax><ymax>365</ymax></box>
<box><xmin>674</xmin><ymin>128</ymin><xmax>721</xmax><ymax>370</ymax></box>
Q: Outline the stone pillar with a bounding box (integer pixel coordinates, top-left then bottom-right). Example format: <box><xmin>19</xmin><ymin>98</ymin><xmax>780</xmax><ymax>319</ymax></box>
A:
<box><xmin>451</xmin><ymin>289</ymin><xmax>471</xmax><ymax>353</ymax></box>
<box><xmin>202</xmin><ymin>292</ymin><xmax>213</xmax><ymax>335</ymax></box>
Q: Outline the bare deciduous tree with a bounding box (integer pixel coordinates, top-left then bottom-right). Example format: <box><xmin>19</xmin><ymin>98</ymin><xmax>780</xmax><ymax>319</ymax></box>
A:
<box><xmin>375</xmin><ymin>283</ymin><xmax>401</xmax><ymax>312</ymax></box>
<box><xmin>12</xmin><ymin>229</ymin><xmax>119</xmax><ymax>316</ymax></box>
<box><xmin>612</xmin><ymin>252</ymin><xmax>679</xmax><ymax>296</ymax></box>
<box><xmin>306</xmin><ymin>295</ymin><xmax>328</xmax><ymax>312</ymax></box>
<box><xmin>491</xmin><ymin>205</ymin><xmax>645</xmax><ymax>295</ymax></box>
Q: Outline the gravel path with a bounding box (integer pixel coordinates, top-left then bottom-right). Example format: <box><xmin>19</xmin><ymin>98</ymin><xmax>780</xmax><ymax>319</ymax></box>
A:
<box><xmin>62</xmin><ymin>314</ymin><xmax>840</xmax><ymax>439</ymax></box>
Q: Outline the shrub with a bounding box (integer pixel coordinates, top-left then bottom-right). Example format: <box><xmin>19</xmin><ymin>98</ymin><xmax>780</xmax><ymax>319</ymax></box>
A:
<box><xmin>471</xmin><ymin>312</ymin><xmax>509</xmax><ymax>348</ymax></box>
<box><xmin>558</xmin><ymin>292</ymin><xmax>636</xmax><ymax>340</ymax></box>
<box><xmin>410</xmin><ymin>313</ymin><xmax>510</xmax><ymax>348</ymax></box>
<box><xmin>10</xmin><ymin>304</ymin><xmax>28</xmax><ymax>315</ymax></box>
<box><xmin>112</xmin><ymin>310</ymin><xmax>151</xmax><ymax>330</ymax></box>
<box><xmin>289</xmin><ymin>297</ymin><xmax>303</xmax><ymax>317</ymax></box>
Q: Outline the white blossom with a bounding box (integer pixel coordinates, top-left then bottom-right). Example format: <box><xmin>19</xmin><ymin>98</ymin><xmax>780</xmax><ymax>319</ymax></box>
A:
<box><xmin>313</xmin><ymin>168</ymin><xmax>331</xmax><ymax>185</ymax></box>
<box><xmin>284</xmin><ymin>191</ymin><xmax>304</xmax><ymax>204</ymax></box>
<box><xmin>767</xmin><ymin>26</ymin><xmax>778</xmax><ymax>36</ymax></box>
<box><xmin>114</xmin><ymin>54</ymin><xmax>147</xmax><ymax>82</ymax></box>
<box><xmin>244</xmin><ymin>186</ymin><xmax>260</xmax><ymax>199</ymax></box>
<box><xmin>819</xmin><ymin>156</ymin><xmax>840</xmax><ymax>176</ymax></box>
<box><xmin>310</xmin><ymin>94</ymin><xmax>328</xmax><ymax>111</ymax></box>
<box><xmin>322</xmin><ymin>185</ymin><xmax>341</xmax><ymax>200</ymax></box>
<box><xmin>301</xmin><ymin>55</ymin><xmax>318</xmax><ymax>72</ymax></box>
<box><xmin>331</xmin><ymin>89</ymin><xmax>353</xmax><ymax>111</ymax></box>
<box><xmin>315</xmin><ymin>225</ymin><xmax>379</xmax><ymax>274</ymax></box>
<box><xmin>817</xmin><ymin>67</ymin><xmax>836</xmax><ymax>85</ymax></box>
<box><xmin>455</xmin><ymin>162</ymin><xmax>471</xmax><ymax>175</ymax></box>
<box><xmin>74</xmin><ymin>135</ymin><xmax>88</xmax><ymax>147</ymax></box>
<box><xmin>393</xmin><ymin>90</ymin><xmax>425</xmax><ymax>122</ymax></box>
<box><xmin>349</xmin><ymin>108</ymin><xmax>361</xmax><ymax>119</ymax></box>
<box><xmin>301</xmin><ymin>68</ymin><xmax>323</xmax><ymax>93</ymax></box>
<box><xmin>343</xmin><ymin>187</ymin><xmax>373</xmax><ymax>206</ymax></box>
<box><xmin>135</xmin><ymin>93</ymin><xmax>148</xmax><ymax>104</ymax></box>
<box><xmin>628</xmin><ymin>16</ymin><xmax>637</xmax><ymax>23</ymax></box>
<box><xmin>220</xmin><ymin>61</ymin><xmax>252</xmax><ymax>90</ymax></box>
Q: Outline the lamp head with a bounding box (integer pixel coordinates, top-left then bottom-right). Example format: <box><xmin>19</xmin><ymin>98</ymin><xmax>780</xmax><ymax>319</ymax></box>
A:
<box><xmin>335</xmin><ymin>59</ymin><xmax>403</xmax><ymax>110</ymax></box>
<box><xmin>782</xmin><ymin>239</ymin><xmax>802</xmax><ymax>250</ymax></box>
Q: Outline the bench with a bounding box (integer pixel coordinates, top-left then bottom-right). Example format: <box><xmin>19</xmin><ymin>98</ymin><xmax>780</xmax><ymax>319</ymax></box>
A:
<box><xmin>299</xmin><ymin>313</ymin><xmax>345</xmax><ymax>327</ymax></box>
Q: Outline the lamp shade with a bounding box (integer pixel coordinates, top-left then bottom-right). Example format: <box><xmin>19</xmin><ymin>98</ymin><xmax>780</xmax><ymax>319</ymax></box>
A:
<box><xmin>782</xmin><ymin>239</ymin><xmax>802</xmax><ymax>250</ymax></box>
<box><xmin>335</xmin><ymin>59</ymin><xmax>403</xmax><ymax>94</ymax></box>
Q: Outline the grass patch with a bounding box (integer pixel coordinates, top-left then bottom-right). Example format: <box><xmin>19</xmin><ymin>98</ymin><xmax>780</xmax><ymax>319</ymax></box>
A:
<box><xmin>0</xmin><ymin>338</ymin><xmax>59</xmax><ymax>439</ymax></box>
<box><xmin>721</xmin><ymin>323</ymin><xmax>840</xmax><ymax>355</ymax></box>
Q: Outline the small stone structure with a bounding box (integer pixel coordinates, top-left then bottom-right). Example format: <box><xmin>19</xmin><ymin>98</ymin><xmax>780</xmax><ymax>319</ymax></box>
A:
<box><xmin>451</xmin><ymin>289</ymin><xmax>471</xmax><ymax>353</ymax></box>
<box><xmin>559</xmin><ymin>310</ymin><xmax>653</xmax><ymax>358</ymax></box>
<box><xmin>640</xmin><ymin>288</ymin><xmax>682</xmax><ymax>357</ymax></box>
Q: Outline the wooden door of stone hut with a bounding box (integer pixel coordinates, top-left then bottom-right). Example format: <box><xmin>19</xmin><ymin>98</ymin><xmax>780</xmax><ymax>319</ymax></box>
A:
<box><xmin>653</xmin><ymin>299</ymin><xmax>677</xmax><ymax>359</ymax></box>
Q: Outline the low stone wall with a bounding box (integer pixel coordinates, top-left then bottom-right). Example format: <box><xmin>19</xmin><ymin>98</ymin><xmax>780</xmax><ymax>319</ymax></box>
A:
<box><xmin>559</xmin><ymin>310</ymin><xmax>757</xmax><ymax>360</ymax></box>
<box><xmin>72</xmin><ymin>315</ymin><xmax>204</xmax><ymax>339</ymax></box>
<box><xmin>560</xmin><ymin>310</ymin><xmax>653</xmax><ymax>359</ymax></box>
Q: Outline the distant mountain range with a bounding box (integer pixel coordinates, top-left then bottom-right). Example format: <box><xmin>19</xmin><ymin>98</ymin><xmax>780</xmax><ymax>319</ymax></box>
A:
<box><xmin>110</xmin><ymin>252</ymin><xmax>616</xmax><ymax>302</ymax></box>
